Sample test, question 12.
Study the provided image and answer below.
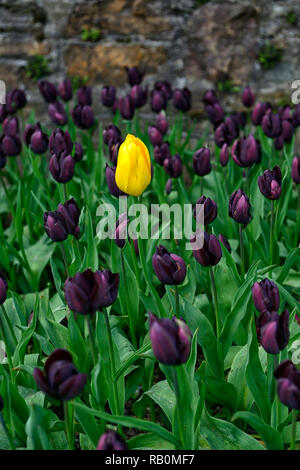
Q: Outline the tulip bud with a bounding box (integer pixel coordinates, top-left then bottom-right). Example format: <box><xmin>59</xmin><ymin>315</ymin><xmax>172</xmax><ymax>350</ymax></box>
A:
<box><xmin>218</xmin><ymin>234</ymin><xmax>231</xmax><ymax>253</ymax></box>
<box><xmin>24</xmin><ymin>123</ymin><xmax>48</xmax><ymax>154</ymax></box>
<box><xmin>148</xmin><ymin>126</ymin><xmax>163</xmax><ymax>147</ymax></box>
<box><xmin>274</xmin><ymin>360</ymin><xmax>300</xmax><ymax>409</ymax></box>
<box><xmin>220</xmin><ymin>143</ymin><xmax>229</xmax><ymax>166</ymax></box>
<box><xmin>72</xmin><ymin>104</ymin><xmax>94</xmax><ymax>129</ymax></box>
<box><xmin>0</xmin><ymin>105</ymin><xmax>7</xmax><ymax>123</ymax></box>
<box><xmin>64</xmin><ymin>268</ymin><xmax>120</xmax><ymax>314</ymax></box>
<box><xmin>256</xmin><ymin>310</ymin><xmax>289</xmax><ymax>355</ymax></box>
<box><xmin>151</xmin><ymin>90</ymin><xmax>166</xmax><ymax>113</ymax></box>
<box><xmin>194</xmin><ymin>196</ymin><xmax>217</xmax><ymax>225</ymax></box>
<box><xmin>152</xmin><ymin>245</ymin><xmax>186</xmax><ymax>285</ymax></box>
<box><xmin>292</xmin><ymin>156</ymin><xmax>300</xmax><ymax>184</ymax></box>
<box><xmin>202</xmin><ymin>90</ymin><xmax>218</xmax><ymax>106</ymax></box>
<box><xmin>232</xmin><ymin>112</ymin><xmax>247</xmax><ymax>129</ymax></box>
<box><xmin>112</xmin><ymin>98</ymin><xmax>120</xmax><ymax>115</ymax></box>
<box><xmin>149</xmin><ymin>313</ymin><xmax>192</xmax><ymax>365</ymax></box>
<box><xmin>225</xmin><ymin>116</ymin><xmax>239</xmax><ymax>142</ymax></box>
<box><xmin>251</xmin><ymin>102</ymin><xmax>271</xmax><ymax>126</ymax></box>
<box><xmin>77</xmin><ymin>86</ymin><xmax>92</xmax><ymax>106</ymax></box>
<box><xmin>74</xmin><ymin>142</ymin><xmax>83</xmax><ymax>162</ymax></box>
<box><xmin>193</xmin><ymin>148</ymin><xmax>211</xmax><ymax>176</ymax></box>
<box><xmin>155</xmin><ymin>111</ymin><xmax>168</xmax><ymax>135</ymax></box>
<box><xmin>125</xmin><ymin>66</ymin><xmax>144</xmax><ymax>86</ymax></box>
<box><xmin>103</xmin><ymin>124</ymin><xmax>122</xmax><ymax>147</ymax></box>
<box><xmin>38</xmin><ymin>80</ymin><xmax>57</xmax><ymax>103</ymax></box>
<box><xmin>49</xmin><ymin>128</ymin><xmax>73</xmax><ymax>156</ymax></box>
<box><xmin>251</xmin><ymin>278</ymin><xmax>280</xmax><ymax>313</ymax></box>
<box><xmin>57</xmin><ymin>198</ymin><xmax>81</xmax><ymax>239</ymax></box>
<box><xmin>154</xmin><ymin>142</ymin><xmax>171</xmax><ymax>166</ymax></box>
<box><xmin>154</xmin><ymin>80</ymin><xmax>173</xmax><ymax>100</ymax></box>
<box><xmin>241</xmin><ymin>86</ymin><xmax>255</xmax><ymax>108</ymax></box>
<box><xmin>275</xmin><ymin>136</ymin><xmax>284</xmax><ymax>151</ymax></box>
<box><xmin>278</xmin><ymin>106</ymin><xmax>291</xmax><ymax>121</ymax></box>
<box><xmin>115</xmin><ymin>134</ymin><xmax>151</xmax><ymax>197</ymax></box>
<box><xmin>229</xmin><ymin>189</ymin><xmax>252</xmax><ymax>226</ymax></box>
<box><xmin>6</xmin><ymin>89</ymin><xmax>27</xmax><ymax>113</ymax></box>
<box><xmin>0</xmin><ymin>134</ymin><xmax>22</xmax><ymax>156</ymax></box>
<box><xmin>281</xmin><ymin>119</ymin><xmax>294</xmax><ymax>143</ymax></box>
<box><xmin>231</xmin><ymin>135</ymin><xmax>259</xmax><ymax>167</ymax></box>
<box><xmin>258</xmin><ymin>166</ymin><xmax>282</xmax><ymax>200</ymax></box>
<box><xmin>105</xmin><ymin>164</ymin><xmax>127</xmax><ymax>198</ymax></box>
<box><xmin>3</xmin><ymin>116</ymin><xmax>19</xmax><ymax>136</ymax></box>
<box><xmin>49</xmin><ymin>151</ymin><xmax>75</xmax><ymax>183</ymax></box>
<box><xmin>130</xmin><ymin>85</ymin><xmax>148</xmax><ymax>108</ymax></box>
<box><xmin>164</xmin><ymin>154</ymin><xmax>182</xmax><ymax>178</ymax></box>
<box><xmin>97</xmin><ymin>430</ymin><xmax>127</xmax><ymax>450</ymax></box>
<box><xmin>109</xmin><ymin>140</ymin><xmax>122</xmax><ymax>166</ymax></box>
<box><xmin>44</xmin><ymin>211</ymin><xmax>69</xmax><ymax>242</ymax></box>
<box><xmin>57</xmin><ymin>79</ymin><xmax>73</xmax><ymax>102</ymax></box>
<box><xmin>33</xmin><ymin>349</ymin><xmax>86</xmax><ymax>401</ymax></box>
<box><xmin>262</xmin><ymin>113</ymin><xmax>282</xmax><ymax>138</ymax></box>
<box><xmin>191</xmin><ymin>231</ymin><xmax>222</xmax><ymax>267</ymax></box>
<box><xmin>114</xmin><ymin>213</ymin><xmax>128</xmax><ymax>249</ymax></box>
<box><xmin>214</xmin><ymin>119</ymin><xmax>238</xmax><ymax>147</ymax></box>
<box><xmin>205</xmin><ymin>102</ymin><xmax>224</xmax><ymax>127</ymax></box>
<box><xmin>0</xmin><ymin>271</ymin><xmax>8</xmax><ymax>305</ymax></box>
<box><xmin>101</xmin><ymin>86</ymin><xmax>116</xmax><ymax>107</ymax></box>
<box><xmin>48</xmin><ymin>102</ymin><xmax>67</xmax><ymax>126</ymax></box>
<box><xmin>293</xmin><ymin>104</ymin><xmax>300</xmax><ymax>127</ymax></box>
<box><xmin>119</xmin><ymin>95</ymin><xmax>134</xmax><ymax>120</ymax></box>
<box><xmin>173</xmin><ymin>88</ymin><xmax>191</xmax><ymax>112</ymax></box>
<box><xmin>165</xmin><ymin>177</ymin><xmax>172</xmax><ymax>195</ymax></box>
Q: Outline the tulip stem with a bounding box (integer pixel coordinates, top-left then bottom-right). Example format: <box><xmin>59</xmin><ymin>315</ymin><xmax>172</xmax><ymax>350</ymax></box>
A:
<box><xmin>270</xmin><ymin>200</ymin><xmax>275</xmax><ymax>275</ymax></box>
<box><xmin>61</xmin><ymin>244</ymin><xmax>69</xmax><ymax>277</ymax></box>
<box><xmin>290</xmin><ymin>410</ymin><xmax>298</xmax><ymax>450</ymax></box>
<box><xmin>172</xmin><ymin>367</ymin><xmax>184</xmax><ymax>450</ymax></box>
<box><xmin>120</xmin><ymin>250</ymin><xmax>137</xmax><ymax>349</ymax></box>
<box><xmin>209</xmin><ymin>267</ymin><xmax>220</xmax><ymax>338</ymax></box>
<box><xmin>63</xmin><ymin>183</ymin><xmax>68</xmax><ymax>202</ymax></box>
<box><xmin>239</xmin><ymin>225</ymin><xmax>245</xmax><ymax>280</ymax></box>
<box><xmin>174</xmin><ymin>285</ymin><xmax>180</xmax><ymax>318</ymax></box>
<box><xmin>0</xmin><ymin>411</ymin><xmax>15</xmax><ymax>450</ymax></box>
<box><xmin>85</xmin><ymin>316</ymin><xmax>98</xmax><ymax>366</ymax></box>
<box><xmin>103</xmin><ymin>308</ymin><xmax>120</xmax><ymax>417</ymax></box>
<box><xmin>63</xmin><ymin>401</ymin><xmax>75</xmax><ymax>450</ymax></box>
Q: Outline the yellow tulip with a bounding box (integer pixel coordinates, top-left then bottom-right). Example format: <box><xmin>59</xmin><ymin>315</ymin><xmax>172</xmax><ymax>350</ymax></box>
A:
<box><xmin>115</xmin><ymin>134</ymin><xmax>151</xmax><ymax>197</ymax></box>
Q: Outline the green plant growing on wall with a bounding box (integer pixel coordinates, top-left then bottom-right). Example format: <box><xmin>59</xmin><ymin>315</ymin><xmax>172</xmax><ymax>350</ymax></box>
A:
<box><xmin>286</xmin><ymin>11</ymin><xmax>297</xmax><ymax>26</ymax></box>
<box><xmin>25</xmin><ymin>55</ymin><xmax>50</xmax><ymax>81</ymax></box>
<box><xmin>81</xmin><ymin>27</ymin><xmax>101</xmax><ymax>42</ymax></box>
<box><xmin>216</xmin><ymin>80</ymin><xmax>240</xmax><ymax>94</ymax></box>
<box><xmin>69</xmin><ymin>75</ymin><xmax>89</xmax><ymax>92</ymax></box>
<box><xmin>258</xmin><ymin>42</ymin><xmax>283</xmax><ymax>70</ymax></box>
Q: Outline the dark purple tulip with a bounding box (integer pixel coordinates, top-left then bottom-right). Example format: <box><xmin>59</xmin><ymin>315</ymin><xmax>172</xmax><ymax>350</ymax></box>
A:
<box><xmin>173</xmin><ymin>88</ymin><xmax>191</xmax><ymax>112</ymax></box>
<box><xmin>274</xmin><ymin>360</ymin><xmax>300</xmax><ymax>410</ymax></box>
<box><xmin>278</xmin><ymin>106</ymin><xmax>292</xmax><ymax>121</ymax></box>
<box><xmin>256</xmin><ymin>310</ymin><xmax>289</xmax><ymax>355</ymax></box>
<box><xmin>164</xmin><ymin>154</ymin><xmax>182</xmax><ymax>178</ymax></box>
<box><xmin>292</xmin><ymin>156</ymin><xmax>300</xmax><ymax>184</ymax></box>
<box><xmin>154</xmin><ymin>142</ymin><xmax>171</xmax><ymax>165</ymax></box>
<box><xmin>64</xmin><ymin>268</ymin><xmax>120</xmax><ymax>314</ymax></box>
<box><xmin>154</xmin><ymin>80</ymin><xmax>173</xmax><ymax>100</ymax></box>
<box><xmin>57</xmin><ymin>198</ymin><xmax>81</xmax><ymax>239</ymax></box>
<box><xmin>130</xmin><ymin>85</ymin><xmax>148</xmax><ymax>108</ymax></box>
<box><xmin>49</xmin><ymin>128</ymin><xmax>73</xmax><ymax>156</ymax></box>
<box><xmin>193</xmin><ymin>148</ymin><xmax>211</xmax><ymax>176</ymax></box>
<box><xmin>281</xmin><ymin>119</ymin><xmax>294</xmax><ymax>143</ymax></box>
<box><xmin>232</xmin><ymin>112</ymin><xmax>247</xmax><ymax>129</ymax></box>
<box><xmin>24</xmin><ymin>123</ymin><xmax>48</xmax><ymax>154</ymax></box>
<box><xmin>125</xmin><ymin>66</ymin><xmax>144</xmax><ymax>86</ymax></box>
<box><xmin>262</xmin><ymin>113</ymin><xmax>282</xmax><ymax>138</ymax></box>
<box><xmin>38</xmin><ymin>80</ymin><xmax>57</xmax><ymax>103</ymax></box>
<box><xmin>119</xmin><ymin>95</ymin><xmax>134</xmax><ymax>120</ymax></box>
<box><xmin>48</xmin><ymin>101</ymin><xmax>67</xmax><ymax>126</ymax></box>
<box><xmin>97</xmin><ymin>430</ymin><xmax>127</xmax><ymax>450</ymax></box>
<box><xmin>293</xmin><ymin>104</ymin><xmax>300</xmax><ymax>127</ymax></box>
<box><xmin>3</xmin><ymin>116</ymin><xmax>19</xmax><ymax>136</ymax></box>
<box><xmin>225</xmin><ymin>116</ymin><xmax>239</xmax><ymax>142</ymax></box>
<box><xmin>242</xmin><ymin>86</ymin><xmax>255</xmax><ymax>108</ymax></box>
<box><xmin>0</xmin><ymin>134</ymin><xmax>22</xmax><ymax>156</ymax></box>
<box><xmin>0</xmin><ymin>105</ymin><xmax>7</xmax><ymax>123</ymax></box>
<box><xmin>202</xmin><ymin>90</ymin><xmax>218</xmax><ymax>106</ymax></box>
<box><xmin>101</xmin><ymin>86</ymin><xmax>116</xmax><ymax>107</ymax></box>
<box><xmin>231</xmin><ymin>135</ymin><xmax>259</xmax><ymax>167</ymax></box>
<box><xmin>77</xmin><ymin>86</ymin><xmax>92</xmax><ymax>106</ymax></box>
<box><xmin>6</xmin><ymin>89</ymin><xmax>27</xmax><ymax>113</ymax></box>
<box><xmin>152</xmin><ymin>245</ymin><xmax>186</xmax><ymax>285</ymax></box>
<box><xmin>109</xmin><ymin>140</ymin><xmax>122</xmax><ymax>166</ymax></box>
<box><xmin>72</xmin><ymin>104</ymin><xmax>94</xmax><ymax>129</ymax></box>
<box><xmin>74</xmin><ymin>142</ymin><xmax>83</xmax><ymax>162</ymax></box>
<box><xmin>251</xmin><ymin>278</ymin><xmax>280</xmax><ymax>313</ymax></box>
<box><xmin>114</xmin><ymin>212</ymin><xmax>128</xmax><ymax>249</ymax></box>
<box><xmin>44</xmin><ymin>199</ymin><xmax>80</xmax><ymax>242</ymax></box>
<box><xmin>112</xmin><ymin>98</ymin><xmax>120</xmax><ymax>115</ymax></box>
<box><xmin>155</xmin><ymin>111</ymin><xmax>168</xmax><ymax>135</ymax></box>
<box><xmin>151</xmin><ymin>89</ymin><xmax>166</xmax><ymax>113</ymax></box>
<box><xmin>229</xmin><ymin>189</ymin><xmax>252</xmax><ymax>226</ymax></box>
<box><xmin>191</xmin><ymin>231</ymin><xmax>222</xmax><ymax>267</ymax></box>
<box><xmin>148</xmin><ymin>126</ymin><xmax>163</xmax><ymax>147</ymax></box>
<box><xmin>0</xmin><ymin>272</ymin><xmax>8</xmax><ymax>305</ymax></box>
<box><xmin>103</xmin><ymin>124</ymin><xmax>122</xmax><ymax>147</ymax></box>
<box><xmin>57</xmin><ymin>79</ymin><xmax>73</xmax><ymax>102</ymax></box>
<box><xmin>251</xmin><ymin>102</ymin><xmax>271</xmax><ymax>126</ymax></box>
<box><xmin>165</xmin><ymin>178</ymin><xmax>172</xmax><ymax>195</ymax></box>
<box><xmin>194</xmin><ymin>196</ymin><xmax>217</xmax><ymax>225</ymax></box>
<box><xmin>220</xmin><ymin>143</ymin><xmax>229</xmax><ymax>166</ymax></box>
<box><xmin>274</xmin><ymin>136</ymin><xmax>284</xmax><ymax>151</ymax></box>
<box><xmin>149</xmin><ymin>313</ymin><xmax>192</xmax><ymax>365</ymax></box>
<box><xmin>105</xmin><ymin>164</ymin><xmax>126</xmax><ymax>198</ymax></box>
<box><xmin>33</xmin><ymin>349</ymin><xmax>86</xmax><ymax>401</ymax></box>
<box><xmin>205</xmin><ymin>102</ymin><xmax>224</xmax><ymax>127</ymax></box>
<box><xmin>49</xmin><ymin>151</ymin><xmax>75</xmax><ymax>183</ymax></box>
<box><xmin>218</xmin><ymin>234</ymin><xmax>231</xmax><ymax>253</ymax></box>
<box><xmin>258</xmin><ymin>166</ymin><xmax>282</xmax><ymax>200</ymax></box>
<box><xmin>215</xmin><ymin>121</ymin><xmax>237</xmax><ymax>147</ymax></box>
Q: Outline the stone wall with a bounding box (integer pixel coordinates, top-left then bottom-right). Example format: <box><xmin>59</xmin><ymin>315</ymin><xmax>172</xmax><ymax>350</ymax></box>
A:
<box><xmin>0</xmin><ymin>0</ymin><xmax>300</xmax><ymax>119</ymax></box>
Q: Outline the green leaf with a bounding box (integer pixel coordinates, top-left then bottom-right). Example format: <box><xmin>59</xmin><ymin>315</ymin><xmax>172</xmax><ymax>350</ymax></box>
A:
<box><xmin>232</xmin><ymin>411</ymin><xmax>283</xmax><ymax>450</ymax></box>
